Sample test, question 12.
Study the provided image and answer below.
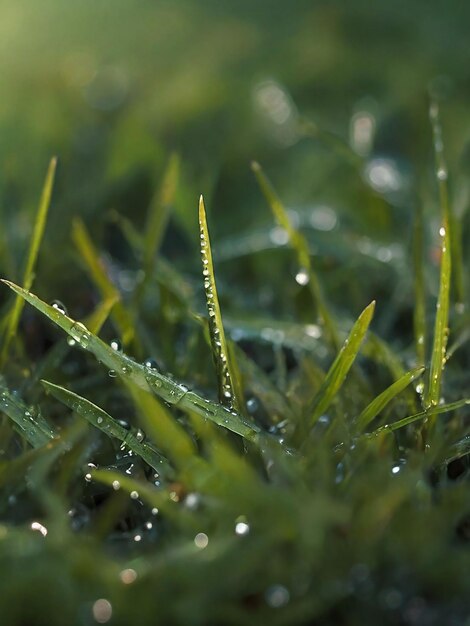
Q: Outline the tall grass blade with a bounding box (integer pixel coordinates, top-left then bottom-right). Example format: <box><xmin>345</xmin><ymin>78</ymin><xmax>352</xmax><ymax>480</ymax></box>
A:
<box><xmin>0</xmin><ymin>157</ymin><xmax>57</xmax><ymax>367</ymax></box>
<box><xmin>199</xmin><ymin>195</ymin><xmax>241</xmax><ymax>411</ymax></box>
<box><xmin>412</xmin><ymin>201</ymin><xmax>426</xmax><ymax>365</ymax></box>
<box><xmin>42</xmin><ymin>380</ymin><xmax>172</xmax><ymax>475</ymax></box>
<box><xmin>425</xmin><ymin>101</ymin><xmax>451</xmax><ymax>409</ymax></box>
<box><xmin>251</xmin><ymin>161</ymin><xmax>339</xmax><ymax>348</ymax></box>
<box><xmin>72</xmin><ymin>218</ymin><xmax>136</xmax><ymax>348</ymax></box>
<box><xmin>1</xmin><ymin>281</ymin><xmax>259</xmax><ymax>441</ymax></box>
<box><xmin>356</xmin><ymin>366</ymin><xmax>424</xmax><ymax>432</ymax></box>
<box><xmin>307</xmin><ymin>301</ymin><xmax>375</xmax><ymax>425</ymax></box>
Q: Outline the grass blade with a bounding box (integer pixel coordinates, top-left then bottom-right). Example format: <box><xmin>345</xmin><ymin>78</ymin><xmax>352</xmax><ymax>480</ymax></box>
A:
<box><xmin>355</xmin><ymin>366</ymin><xmax>424</xmax><ymax>432</ymax></box>
<box><xmin>1</xmin><ymin>280</ymin><xmax>259</xmax><ymax>441</ymax></box>
<box><xmin>144</xmin><ymin>155</ymin><xmax>179</xmax><ymax>277</ymax></box>
<box><xmin>425</xmin><ymin>101</ymin><xmax>451</xmax><ymax>409</ymax></box>
<box><xmin>42</xmin><ymin>380</ymin><xmax>172</xmax><ymax>475</ymax></box>
<box><xmin>251</xmin><ymin>161</ymin><xmax>339</xmax><ymax>348</ymax></box>
<box><xmin>412</xmin><ymin>201</ymin><xmax>426</xmax><ymax>365</ymax></box>
<box><xmin>0</xmin><ymin>378</ymin><xmax>57</xmax><ymax>446</ymax></box>
<box><xmin>307</xmin><ymin>301</ymin><xmax>375</xmax><ymax>425</ymax></box>
<box><xmin>199</xmin><ymin>195</ymin><xmax>241</xmax><ymax>411</ymax></box>
<box><xmin>0</xmin><ymin>157</ymin><xmax>57</xmax><ymax>367</ymax></box>
<box><xmin>369</xmin><ymin>398</ymin><xmax>470</xmax><ymax>436</ymax></box>
<box><xmin>72</xmin><ymin>218</ymin><xmax>137</xmax><ymax>348</ymax></box>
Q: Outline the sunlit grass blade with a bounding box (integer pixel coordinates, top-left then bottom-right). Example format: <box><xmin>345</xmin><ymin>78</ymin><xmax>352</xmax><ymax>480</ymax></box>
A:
<box><xmin>251</xmin><ymin>161</ymin><xmax>339</xmax><ymax>348</ymax></box>
<box><xmin>72</xmin><ymin>218</ymin><xmax>137</xmax><ymax>348</ymax></box>
<box><xmin>0</xmin><ymin>157</ymin><xmax>57</xmax><ymax>368</ymax></box>
<box><xmin>141</xmin><ymin>153</ymin><xmax>179</xmax><ymax>286</ymax></box>
<box><xmin>425</xmin><ymin>101</ymin><xmax>451</xmax><ymax>409</ymax></box>
<box><xmin>1</xmin><ymin>281</ymin><xmax>259</xmax><ymax>441</ymax></box>
<box><xmin>307</xmin><ymin>301</ymin><xmax>375</xmax><ymax>425</ymax></box>
<box><xmin>199</xmin><ymin>195</ymin><xmax>241</xmax><ymax>412</ymax></box>
<box><xmin>369</xmin><ymin>398</ymin><xmax>470</xmax><ymax>436</ymax></box>
<box><xmin>412</xmin><ymin>201</ymin><xmax>426</xmax><ymax>365</ymax></box>
<box><xmin>355</xmin><ymin>366</ymin><xmax>424</xmax><ymax>432</ymax></box>
<box><xmin>0</xmin><ymin>378</ymin><xmax>57</xmax><ymax>446</ymax></box>
<box><xmin>42</xmin><ymin>380</ymin><xmax>172</xmax><ymax>475</ymax></box>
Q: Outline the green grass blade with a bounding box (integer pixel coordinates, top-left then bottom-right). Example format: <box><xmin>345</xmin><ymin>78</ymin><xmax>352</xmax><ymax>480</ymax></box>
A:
<box><xmin>0</xmin><ymin>379</ymin><xmax>57</xmax><ymax>446</ymax></box>
<box><xmin>143</xmin><ymin>153</ymin><xmax>179</xmax><ymax>274</ymax></box>
<box><xmin>72</xmin><ymin>218</ymin><xmax>137</xmax><ymax>348</ymax></box>
<box><xmin>1</xmin><ymin>281</ymin><xmax>259</xmax><ymax>441</ymax></box>
<box><xmin>199</xmin><ymin>195</ymin><xmax>241</xmax><ymax>412</ymax></box>
<box><xmin>369</xmin><ymin>398</ymin><xmax>470</xmax><ymax>436</ymax></box>
<box><xmin>425</xmin><ymin>101</ymin><xmax>451</xmax><ymax>409</ymax></box>
<box><xmin>42</xmin><ymin>380</ymin><xmax>172</xmax><ymax>475</ymax></box>
<box><xmin>0</xmin><ymin>157</ymin><xmax>57</xmax><ymax>368</ymax></box>
<box><xmin>251</xmin><ymin>161</ymin><xmax>339</xmax><ymax>349</ymax></box>
<box><xmin>412</xmin><ymin>201</ymin><xmax>426</xmax><ymax>365</ymax></box>
<box><xmin>355</xmin><ymin>366</ymin><xmax>424</xmax><ymax>432</ymax></box>
<box><xmin>307</xmin><ymin>301</ymin><xmax>375</xmax><ymax>425</ymax></box>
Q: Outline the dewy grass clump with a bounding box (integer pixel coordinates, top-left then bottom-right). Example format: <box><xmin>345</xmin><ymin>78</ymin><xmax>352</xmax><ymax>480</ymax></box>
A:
<box><xmin>0</xmin><ymin>105</ymin><xmax>469</xmax><ymax>626</ymax></box>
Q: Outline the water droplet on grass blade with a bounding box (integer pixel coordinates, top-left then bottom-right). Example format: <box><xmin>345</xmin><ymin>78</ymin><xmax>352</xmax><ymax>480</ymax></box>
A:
<box><xmin>51</xmin><ymin>300</ymin><xmax>67</xmax><ymax>315</ymax></box>
<box><xmin>110</xmin><ymin>338</ymin><xmax>122</xmax><ymax>351</ymax></box>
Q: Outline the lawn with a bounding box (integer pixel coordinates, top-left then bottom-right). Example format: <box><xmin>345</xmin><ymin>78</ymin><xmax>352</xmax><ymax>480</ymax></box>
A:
<box><xmin>0</xmin><ymin>2</ymin><xmax>469</xmax><ymax>625</ymax></box>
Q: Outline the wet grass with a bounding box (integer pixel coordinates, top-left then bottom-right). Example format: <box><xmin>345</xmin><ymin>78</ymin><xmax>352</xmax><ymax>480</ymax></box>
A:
<box><xmin>0</xmin><ymin>4</ymin><xmax>470</xmax><ymax>623</ymax></box>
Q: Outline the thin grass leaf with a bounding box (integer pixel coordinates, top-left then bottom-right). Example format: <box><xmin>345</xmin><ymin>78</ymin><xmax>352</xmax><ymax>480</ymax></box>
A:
<box><xmin>86</xmin><ymin>294</ymin><xmax>119</xmax><ymax>335</ymax></box>
<box><xmin>307</xmin><ymin>301</ymin><xmax>375</xmax><ymax>426</ymax></box>
<box><xmin>0</xmin><ymin>157</ymin><xmax>57</xmax><ymax>368</ymax></box>
<box><xmin>143</xmin><ymin>154</ymin><xmax>179</xmax><ymax>279</ymax></box>
<box><xmin>42</xmin><ymin>380</ymin><xmax>172</xmax><ymax>475</ymax></box>
<box><xmin>0</xmin><ymin>377</ymin><xmax>57</xmax><ymax>446</ymax></box>
<box><xmin>355</xmin><ymin>366</ymin><xmax>424</xmax><ymax>432</ymax></box>
<box><xmin>413</xmin><ymin>201</ymin><xmax>426</xmax><ymax>365</ymax></box>
<box><xmin>425</xmin><ymin>101</ymin><xmax>451</xmax><ymax>409</ymax></box>
<box><xmin>369</xmin><ymin>398</ymin><xmax>470</xmax><ymax>436</ymax></box>
<box><xmin>1</xmin><ymin>281</ymin><xmax>259</xmax><ymax>441</ymax></box>
<box><xmin>199</xmin><ymin>195</ymin><xmax>241</xmax><ymax>412</ymax></box>
<box><xmin>251</xmin><ymin>161</ymin><xmax>339</xmax><ymax>348</ymax></box>
<box><xmin>72</xmin><ymin>218</ymin><xmax>137</xmax><ymax>348</ymax></box>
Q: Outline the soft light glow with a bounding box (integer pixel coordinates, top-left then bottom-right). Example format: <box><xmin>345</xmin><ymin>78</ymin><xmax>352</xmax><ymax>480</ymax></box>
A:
<box><xmin>92</xmin><ymin>599</ymin><xmax>112</xmax><ymax>623</ymax></box>
<box><xmin>194</xmin><ymin>532</ymin><xmax>209</xmax><ymax>548</ymax></box>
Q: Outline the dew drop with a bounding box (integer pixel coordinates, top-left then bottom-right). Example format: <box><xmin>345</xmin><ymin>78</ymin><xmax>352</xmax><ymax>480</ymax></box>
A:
<box><xmin>108</xmin><ymin>370</ymin><xmax>117</xmax><ymax>378</ymax></box>
<box><xmin>110</xmin><ymin>339</ymin><xmax>122</xmax><ymax>351</ymax></box>
<box><xmin>130</xmin><ymin>490</ymin><xmax>139</xmax><ymax>500</ymax></box>
<box><xmin>51</xmin><ymin>300</ymin><xmax>67</xmax><ymax>315</ymax></box>
<box><xmin>194</xmin><ymin>532</ymin><xmax>209</xmax><ymax>548</ymax></box>
<box><xmin>136</xmin><ymin>429</ymin><xmax>145</xmax><ymax>443</ymax></box>
<box><xmin>144</xmin><ymin>357</ymin><xmax>160</xmax><ymax>371</ymax></box>
<box><xmin>112</xmin><ymin>480</ymin><xmax>120</xmax><ymax>491</ymax></box>
<box><xmin>295</xmin><ymin>268</ymin><xmax>310</xmax><ymax>286</ymax></box>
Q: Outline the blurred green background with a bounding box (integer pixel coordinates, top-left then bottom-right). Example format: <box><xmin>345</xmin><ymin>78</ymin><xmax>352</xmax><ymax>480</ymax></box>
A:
<box><xmin>1</xmin><ymin>0</ymin><xmax>470</xmax><ymax>328</ymax></box>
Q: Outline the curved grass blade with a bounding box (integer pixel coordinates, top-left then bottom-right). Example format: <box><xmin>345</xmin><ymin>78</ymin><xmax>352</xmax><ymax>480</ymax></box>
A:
<box><xmin>425</xmin><ymin>101</ymin><xmax>451</xmax><ymax>409</ymax></box>
<box><xmin>1</xmin><ymin>281</ymin><xmax>259</xmax><ymax>441</ymax></box>
<box><xmin>355</xmin><ymin>366</ymin><xmax>424</xmax><ymax>432</ymax></box>
<box><xmin>42</xmin><ymin>380</ymin><xmax>172</xmax><ymax>476</ymax></box>
<box><xmin>251</xmin><ymin>161</ymin><xmax>339</xmax><ymax>348</ymax></box>
<box><xmin>307</xmin><ymin>301</ymin><xmax>375</xmax><ymax>426</ymax></box>
<box><xmin>199</xmin><ymin>195</ymin><xmax>241</xmax><ymax>412</ymax></box>
<box><xmin>369</xmin><ymin>398</ymin><xmax>470</xmax><ymax>436</ymax></box>
<box><xmin>72</xmin><ymin>218</ymin><xmax>137</xmax><ymax>348</ymax></box>
<box><xmin>0</xmin><ymin>157</ymin><xmax>57</xmax><ymax>368</ymax></box>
